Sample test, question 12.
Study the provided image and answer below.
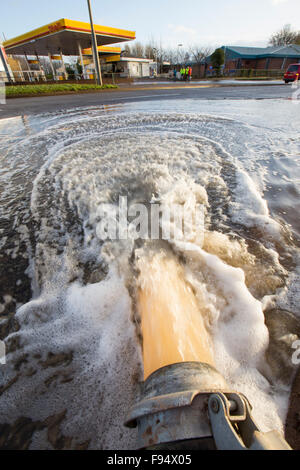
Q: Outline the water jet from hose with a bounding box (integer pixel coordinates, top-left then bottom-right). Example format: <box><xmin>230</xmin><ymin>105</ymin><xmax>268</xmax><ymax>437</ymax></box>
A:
<box><xmin>137</xmin><ymin>251</ymin><xmax>214</xmax><ymax>379</ymax></box>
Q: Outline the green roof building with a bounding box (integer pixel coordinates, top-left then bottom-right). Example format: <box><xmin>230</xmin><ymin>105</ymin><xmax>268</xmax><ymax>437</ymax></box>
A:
<box><xmin>221</xmin><ymin>44</ymin><xmax>300</xmax><ymax>73</ymax></box>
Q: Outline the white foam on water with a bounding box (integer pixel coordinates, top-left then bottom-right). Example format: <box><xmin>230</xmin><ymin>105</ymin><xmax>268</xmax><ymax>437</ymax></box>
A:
<box><xmin>3</xmin><ymin>264</ymin><xmax>142</xmax><ymax>449</ymax></box>
<box><xmin>231</xmin><ymin>168</ymin><xmax>283</xmax><ymax>238</ymax></box>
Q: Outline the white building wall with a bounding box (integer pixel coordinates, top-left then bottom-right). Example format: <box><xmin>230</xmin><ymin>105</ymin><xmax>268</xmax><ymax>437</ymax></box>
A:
<box><xmin>118</xmin><ymin>60</ymin><xmax>151</xmax><ymax>78</ymax></box>
<box><xmin>129</xmin><ymin>62</ymin><xmax>140</xmax><ymax>77</ymax></box>
<box><xmin>122</xmin><ymin>61</ymin><xmax>150</xmax><ymax>78</ymax></box>
<box><xmin>141</xmin><ymin>62</ymin><xmax>150</xmax><ymax>77</ymax></box>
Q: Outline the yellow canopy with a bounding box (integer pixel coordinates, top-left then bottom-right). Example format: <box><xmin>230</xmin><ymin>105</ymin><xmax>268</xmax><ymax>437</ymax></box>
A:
<box><xmin>82</xmin><ymin>45</ymin><xmax>121</xmax><ymax>56</ymax></box>
<box><xmin>3</xmin><ymin>18</ymin><xmax>135</xmax><ymax>56</ymax></box>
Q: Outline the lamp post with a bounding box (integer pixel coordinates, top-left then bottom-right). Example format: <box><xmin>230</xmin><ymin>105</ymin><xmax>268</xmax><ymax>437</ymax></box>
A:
<box><xmin>87</xmin><ymin>0</ymin><xmax>102</xmax><ymax>85</ymax></box>
<box><xmin>153</xmin><ymin>47</ymin><xmax>158</xmax><ymax>76</ymax></box>
<box><xmin>177</xmin><ymin>43</ymin><xmax>183</xmax><ymax>69</ymax></box>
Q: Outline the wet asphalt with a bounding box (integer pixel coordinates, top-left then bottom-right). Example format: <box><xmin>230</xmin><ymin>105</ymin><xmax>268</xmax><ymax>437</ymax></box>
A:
<box><xmin>0</xmin><ymin>82</ymin><xmax>295</xmax><ymax>118</ymax></box>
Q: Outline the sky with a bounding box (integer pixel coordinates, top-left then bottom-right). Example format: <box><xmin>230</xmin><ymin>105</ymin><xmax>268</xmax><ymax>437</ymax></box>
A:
<box><xmin>1</xmin><ymin>0</ymin><xmax>300</xmax><ymax>50</ymax></box>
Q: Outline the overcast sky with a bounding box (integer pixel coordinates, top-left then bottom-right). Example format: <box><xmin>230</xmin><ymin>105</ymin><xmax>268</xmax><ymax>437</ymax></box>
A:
<box><xmin>2</xmin><ymin>0</ymin><xmax>300</xmax><ymax>50</ymax></box>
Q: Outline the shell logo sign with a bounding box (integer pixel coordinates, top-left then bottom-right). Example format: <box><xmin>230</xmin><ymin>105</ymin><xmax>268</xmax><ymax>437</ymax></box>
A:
<box><xmin>48</xmin><ymin>22</ymin><xmax>62</xmax><ymax>34</ymax></box>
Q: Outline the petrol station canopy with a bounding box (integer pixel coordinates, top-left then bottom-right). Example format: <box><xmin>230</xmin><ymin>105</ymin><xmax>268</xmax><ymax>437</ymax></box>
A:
<box><xmin>82</xmin><ymin>45</ymin><xmax>121</xmax><ymax>61</ymax></box>
<box><xmin>3</xmin><ymin>18</ymin><xmax>136</xmax><ymax>56</ymax></box>
<box><xmin>82</xmin><ymin>46</ymin><xmax>121</xmax><ymax>55</ymax></box>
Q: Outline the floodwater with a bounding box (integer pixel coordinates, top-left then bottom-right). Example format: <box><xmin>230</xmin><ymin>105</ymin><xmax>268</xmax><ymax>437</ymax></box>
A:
<box><xmin>0</xmin><ymin>99</ymin><xmax>299</xmax><ymax>449</ymax></box>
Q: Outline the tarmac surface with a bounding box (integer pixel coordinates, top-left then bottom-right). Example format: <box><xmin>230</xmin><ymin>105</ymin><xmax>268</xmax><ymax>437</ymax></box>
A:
<box><xmin>0</xmin><ymin>81</ymin><xmax>296</xmax><ymax>118</ymax></box>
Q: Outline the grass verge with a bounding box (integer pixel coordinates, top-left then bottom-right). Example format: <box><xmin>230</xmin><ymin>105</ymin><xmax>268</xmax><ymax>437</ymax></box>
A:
<box><xmin>6</xmin><ymin>83</ymin><xmax>118</xmax><ymax>98</ymax></box>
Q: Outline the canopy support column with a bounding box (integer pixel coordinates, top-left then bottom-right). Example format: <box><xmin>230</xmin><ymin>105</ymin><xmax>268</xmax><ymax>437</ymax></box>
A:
<box><xmin>17</xmin><ymin>59</ymin><xmax>24</xmax><ymax>81</ymax></box>
<box><xmin>24</xmin><ymin>53</ymin><xmax>33</xmax><ymax>82</ymax></box>
<box><xmin>60</xmin><ymin>52</ymin><xmax>68</xmax><ymax>80</ymax></box>
<box><xmin>78</xmin><ymin>42</ymin><xmax>86</xmax><ymax>79</ymax></box>
<box><xmin>35</xmin><ymin>51</ymin><xmax>46</xmax><ymax>81</ymax></box>
<box><xmin>87</xmin><ymin>0</ymin><xmax>102</xmax><ymax>86</ymax></box>
<box><xmin>48</xmin><ymin>53</ymin><xmax>57</xmax><ymax>81</ymax></box>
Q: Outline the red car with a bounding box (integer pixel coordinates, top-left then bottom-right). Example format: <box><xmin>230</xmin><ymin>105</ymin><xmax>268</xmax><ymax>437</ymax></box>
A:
<box><xmin>284</xmin><ymin>63</ymin><xmax>300</xmax><ymax>83</ymax></box>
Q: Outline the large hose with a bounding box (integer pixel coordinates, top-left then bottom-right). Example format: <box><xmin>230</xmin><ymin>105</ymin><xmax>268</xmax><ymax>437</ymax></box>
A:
<box><xmin>126</xmin><ymin>249</ymin><xmax>291</xmax><ymax>450</ymax></box>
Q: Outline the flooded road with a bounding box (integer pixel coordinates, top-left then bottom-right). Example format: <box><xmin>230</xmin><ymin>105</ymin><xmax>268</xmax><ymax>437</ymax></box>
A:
<box><xmin>0</xmin><ymin>83</ymin><xmax>294</xmax><ymax>118</ymax></box>
<box><xmin>0</xmin><ymin>99</ymin><xmax>299</xmax><ymax>449</ymax></box>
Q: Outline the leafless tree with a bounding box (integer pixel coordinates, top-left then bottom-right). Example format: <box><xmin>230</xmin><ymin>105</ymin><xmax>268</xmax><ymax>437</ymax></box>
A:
<box><xmin>122</xmin><ymin>44</ymin><xmax>131</xmax><ymax>57</ymax></box>
<box><xmin>130</xmin><ymin>41</ymin><xmax>145</xmax><ymax>58</ymax></box>
<box><xmin>120</xmin><ymin>40</ymin><xmax>214</xmax><ymax>67</ymax></box>
<box><xmin>144</xmin><ymin>43</ymin><xmax>155</xmax><ymax>60</ymax></box>
<box><xmin>184</xmin><ymin>51</ymin><xmax>191</xmax><ymax>63</ymax></box>
<box><xmin>189</xmin><ymin>45</ymin><xmax>213</xmax><ymax>64</ymax></box>
<box><xmin>176</xmin><ymin>46</ymin><xmax>187</xmax><ymax>65</ymax></box>
<box><xmin>163</xmin><ymin>48</ymin><xmax>177</xmax><ymax>64</ymax></box>
<box><xmin>269</xmin><ymin>24</ymin><xmax>300</xmax><ymax>46</ymax></box>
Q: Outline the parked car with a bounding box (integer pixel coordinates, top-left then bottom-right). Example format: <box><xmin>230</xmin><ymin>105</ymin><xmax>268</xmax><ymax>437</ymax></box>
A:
<box><xmin>284</xmin><ymin>63</ymin><xmax>300</xmax><ymax>83</ymax></box>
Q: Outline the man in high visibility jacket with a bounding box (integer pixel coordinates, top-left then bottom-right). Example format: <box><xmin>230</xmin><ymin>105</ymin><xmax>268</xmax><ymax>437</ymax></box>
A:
<box><xmin>183</xmin><ymin>66</ymin><xmax>187</xmax><ymax>80</ymax></box>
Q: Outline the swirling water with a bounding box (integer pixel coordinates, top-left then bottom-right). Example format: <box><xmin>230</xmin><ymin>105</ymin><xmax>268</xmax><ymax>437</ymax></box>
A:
<box><xmin>0</xmin><ymin>99</ymin><xmax>299</xmax><ymax>449</ymax></box>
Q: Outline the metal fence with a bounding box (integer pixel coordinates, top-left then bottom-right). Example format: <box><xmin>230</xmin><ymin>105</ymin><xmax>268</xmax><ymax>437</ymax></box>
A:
<box><xmin>226</xmin><ymin>69</ymin><xmax>284</xmax><ymax>78</ymax></box>
<box><xmin>4</xmin><ymin>70</ymin><xmax>133</xmax><ymax>85</ymax></box>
